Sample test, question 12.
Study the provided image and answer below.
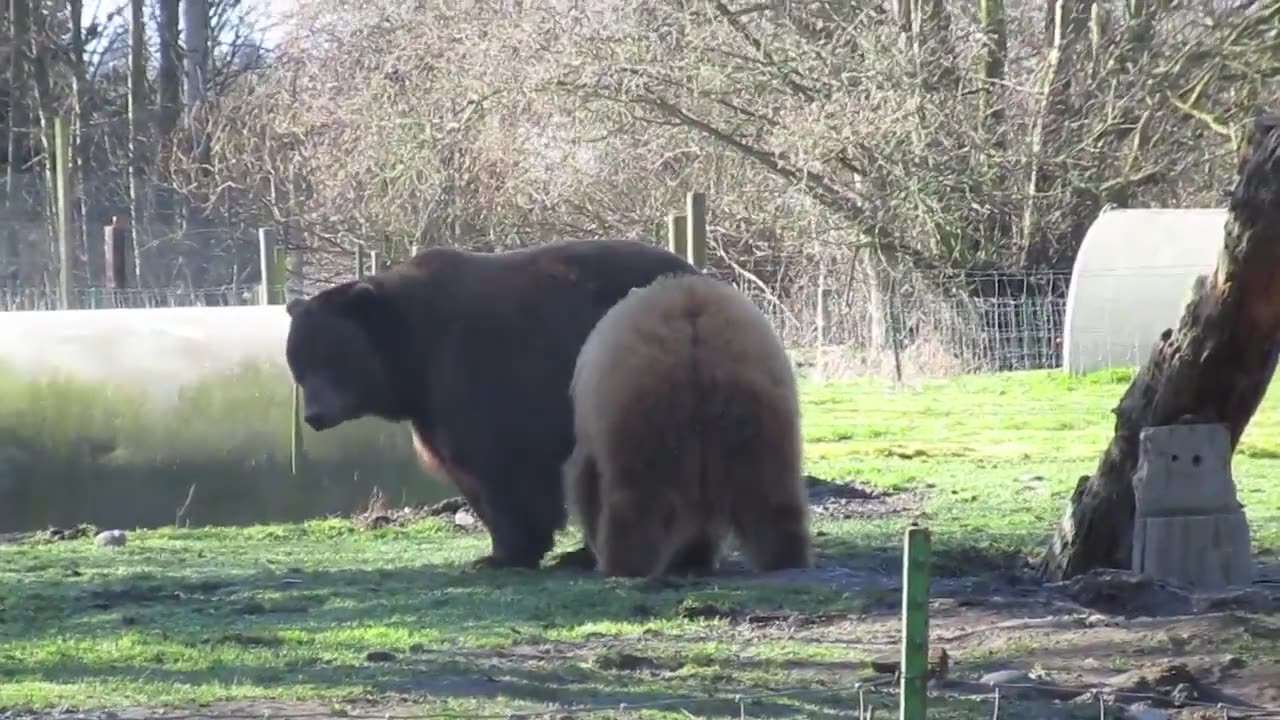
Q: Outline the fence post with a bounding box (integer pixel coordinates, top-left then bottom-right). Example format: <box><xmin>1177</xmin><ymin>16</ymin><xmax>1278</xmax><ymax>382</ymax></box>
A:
<box><xmin>355</xmin><ymin>246</ymin><xmax>366</xmax><ymax>279</ymax></box>
<box><xmin>258</xmin><ymin>228</ymin><xmax>276</xmax><ymax>305</ymax></box>
<box><xmin>888</xmin><ymin>273</ymin><xmax>904</xmax><ymax>384</ymax></box>
<box><xmin>0</xmin><ymin>228</ymin><xmax>17</xmax><ymax>294</ymax></box>
<box><xmin>260</xmin><ymin>226</ymin><xmax>305</xmax><ymax>475</ymax></box>
<box><xmin>817</xmin><ymin>267</ymin><xmax>833</xmax><ymax>347</ymax></box>
<box><xmin>667</xmin><ymin>213</ymin><xmax>688</xmax><ymax>259</ymax></box>
<box><xmin>288</xmin><ymin>245</ymin><xmax>305</xmax><ymax>301</ymax></box>
<box><xmin>686</xmin><ymin>191</ymin><xmax>707</xmax><ymax>270</ymax></box>
<box><xmin>368</xmin><ymin>250</ymin><xmax>380</xmax><ymax>276</ymax></box>
<box><xmin>899</xmin><ymin>525</ymin><xmax>932</xmax><ymax>720</ymax></box>
<box><xmin>272</xmin><ymin>245</ymin><xmax>288</xmax><ymax>304</ymax></box>
<box><xmin>53</xmin><ymin>115</ymin><xmax>72</xmax><ymax>310</ymax></box>
<box><xmin>103</xmin><ymin>218</ymin><xmax>130</xmax><ymax>308</ymax></box>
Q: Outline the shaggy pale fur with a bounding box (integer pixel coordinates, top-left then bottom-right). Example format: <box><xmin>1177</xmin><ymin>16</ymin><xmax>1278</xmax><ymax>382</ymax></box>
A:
<box><xmin>563</xmin><ymin>274</ymin><xmax>812</xmax><ymax>578</ymax></box>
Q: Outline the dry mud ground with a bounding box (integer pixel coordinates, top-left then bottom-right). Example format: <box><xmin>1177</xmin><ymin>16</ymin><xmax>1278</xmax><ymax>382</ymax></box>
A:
<box><xmin>4</xmin><ymin>478</ymin><xmax>1278</xmax><ymax>720</ymax></box>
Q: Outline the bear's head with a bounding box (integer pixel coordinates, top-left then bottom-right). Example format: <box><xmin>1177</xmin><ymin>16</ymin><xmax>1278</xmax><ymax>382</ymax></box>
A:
<box><xmin>285</xmin><ymin>281</ymin><xmax>399</xmax><ymax>431</ymax></box>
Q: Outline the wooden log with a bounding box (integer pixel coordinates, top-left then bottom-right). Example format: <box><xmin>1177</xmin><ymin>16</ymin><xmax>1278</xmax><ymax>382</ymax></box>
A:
<box><xmin>1129</xmin><ymin>423</ymin><xmax>1252</xmax><ymax>589</ymax></box>
<box><xmin>1040</xmin><ymin>110</ymin><xmax>1280</xmax><ymax>582</ymax></box>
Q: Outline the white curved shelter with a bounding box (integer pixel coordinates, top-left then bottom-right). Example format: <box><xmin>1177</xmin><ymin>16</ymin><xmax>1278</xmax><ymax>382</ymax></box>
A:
<box><xmin>0</xmin><ymin>304</ymin><xmax>439</xmax><ymax>532</ymax></box>
<box><xmin>0</xmin><ymin>304</ymin><xmax>290</xmax><ymax>403</ymax></box>
<box><xmin>1063</xmin><ymin>207</ymin><xmax>1228</xmax><ymax>374</ymax></box>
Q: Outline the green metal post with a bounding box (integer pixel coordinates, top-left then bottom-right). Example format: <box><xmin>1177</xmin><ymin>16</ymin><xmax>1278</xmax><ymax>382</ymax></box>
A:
<box><xmin>899</xmin><ymin>525</ymin><xmax>932</xmax><ymax>720</ymax></box>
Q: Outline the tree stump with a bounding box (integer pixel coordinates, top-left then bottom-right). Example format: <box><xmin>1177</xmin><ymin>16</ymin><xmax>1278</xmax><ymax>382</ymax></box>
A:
<box><xmin>1130</xmin><ymin>423</ymin><xmax>1252</xmax><ymax>589</ymax></box>
<box><xmin>1040</xmin><ymin>110</ymin><xmax>1280</xmax><ymax>582</ymax></box>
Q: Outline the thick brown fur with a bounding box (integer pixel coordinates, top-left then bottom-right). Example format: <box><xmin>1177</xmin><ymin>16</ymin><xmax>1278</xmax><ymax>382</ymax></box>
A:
<box><xmin>563</xmin><ymin>274</ymin><xmax>812</xmax><ymax>578</ymax></box>
<box><xmin>284</xmin><ymin>239</ymin><xmax>697</xmax><ymax>570</ymax></box>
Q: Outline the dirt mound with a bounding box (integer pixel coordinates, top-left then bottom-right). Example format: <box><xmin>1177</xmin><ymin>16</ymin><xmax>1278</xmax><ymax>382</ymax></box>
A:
<box><xmin>352</xmin><ymin>475</ymin><xmax>920</xmax><ymax>532</ymax></box>
<box><xmin>351</xmin><ymin>494</ymin><xmax>482</xmax><ymax>531</ymax></box>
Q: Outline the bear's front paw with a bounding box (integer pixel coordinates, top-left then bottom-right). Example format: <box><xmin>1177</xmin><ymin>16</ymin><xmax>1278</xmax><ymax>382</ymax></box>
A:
<box><xmin>469</xmin><ymin>553</ymin><xmax>539</xmax><ymax>571</ymax></box>
<box><xmin>546</xmin><ymin>546</ymin><xmax>597</xmax><ymax>572</ymax></box>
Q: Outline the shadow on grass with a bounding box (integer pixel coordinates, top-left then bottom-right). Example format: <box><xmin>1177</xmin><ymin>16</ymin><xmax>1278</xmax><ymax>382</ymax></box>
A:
<box><xmin>0</xmin><ymin>524</ymin><xmax>1063</xmax><ymax>714</ymax></box>
<box><xmin>5</xmin><ymin>654</ymin><xmax>881</xmax><ymax>719</ymax></box>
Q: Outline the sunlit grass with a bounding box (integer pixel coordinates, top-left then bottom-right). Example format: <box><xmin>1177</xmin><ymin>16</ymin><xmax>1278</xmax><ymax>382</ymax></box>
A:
<box><xmin>1</xmin><ymin>367</ymin><xmax>1277</xmax><ymax>717</ymax></box>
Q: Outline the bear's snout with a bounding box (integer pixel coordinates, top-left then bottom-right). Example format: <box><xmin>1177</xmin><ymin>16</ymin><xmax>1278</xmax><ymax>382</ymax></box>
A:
<box><xmin>304</xmin><ymin>410</ymin><xmax>337</xmax><ymax>431</ymax></box>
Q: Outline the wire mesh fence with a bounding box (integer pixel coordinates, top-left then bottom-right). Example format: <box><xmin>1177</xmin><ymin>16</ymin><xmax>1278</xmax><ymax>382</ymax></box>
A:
<box><xmin>724</xmin><ymin>268</ymin><xmax>1072</xmax><ymax>376</ymax></box>
<box><xmin>0</xmin><ymin>266</ymin><xmax>1078</xmax><ymax>378</ymax></box>
<box><xmin>0</xmin><ymin>284</ymin><xmax>256</xmax><ymax>311</ymax></box>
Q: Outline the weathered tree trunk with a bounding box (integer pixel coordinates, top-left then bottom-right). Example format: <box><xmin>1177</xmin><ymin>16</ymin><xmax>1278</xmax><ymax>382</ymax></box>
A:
<box><xmin>69</xmin><ymin>0</ymin><xmax>95</xmax><ymax>285</ymax></box>
<box><xmin>1040</xmin><ymin>111</ymin><xmax>1280</xmax><ymax>581</ymax></box>
<box><xmin>181</xmin><ymin>0</ymin><xmax>211</xmax><ymax>277</ymax></box>
<box><xmin>154</xmin><ymin>0</ymin><xmax>182</xmax><ymax>224</ymax></box>
<box><xmin>128</xmin><ymin>0</ymin><xmax>147</xmax><ymax>286</ymax></box>
<box><xmin>5</xmin><ymin>0</ymin><xmax>30</xmax><ymax>207</ymax></box>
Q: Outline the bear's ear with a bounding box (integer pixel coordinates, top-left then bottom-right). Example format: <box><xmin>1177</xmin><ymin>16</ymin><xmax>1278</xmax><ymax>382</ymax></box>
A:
<box><xmin>332</xmin><ymin>280</ymin><xmax>385</xmax><ymax>321</ymax></box>
<box><xmin>286</xmin><ymin>298</ymin><xmax>306</xmax><ymax>317</ymax></box>
<box><xmin>348</xmin><ymin>281</ymin><xmax>377</xmax><ymax>300</ymax></box>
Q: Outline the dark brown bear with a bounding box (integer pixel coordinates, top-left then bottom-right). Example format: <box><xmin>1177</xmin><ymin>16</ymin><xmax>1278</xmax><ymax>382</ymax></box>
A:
<box><xmin>562</xmin><ymin>273</ymin><xmax>813</xmax><ymax>578</ymax></box>
<box><xmin>283</xmin><ymin>239</ymin><xmax>697</xmax><ymax>570</ymax></box>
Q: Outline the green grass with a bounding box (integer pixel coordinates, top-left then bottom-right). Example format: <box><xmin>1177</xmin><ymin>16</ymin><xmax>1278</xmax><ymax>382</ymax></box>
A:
<box><xmin>1</xmin><ymin>368</ymin><xmax>1277</xmax><ymax>718</ymax></box>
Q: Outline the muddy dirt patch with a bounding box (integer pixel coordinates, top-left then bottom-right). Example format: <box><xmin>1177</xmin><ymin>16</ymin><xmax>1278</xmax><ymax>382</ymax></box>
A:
<box><xmin>354</xmin><ymin>474</ymin><xmax>922</xmax><ymax>534</ymax></box>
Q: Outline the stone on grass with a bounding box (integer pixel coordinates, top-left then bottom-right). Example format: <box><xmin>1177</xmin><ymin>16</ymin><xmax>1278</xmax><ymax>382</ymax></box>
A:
<box><xmin>94</xmin><ymin>529</ymin><xmax>127</xmax><ymax>547</ymax></box>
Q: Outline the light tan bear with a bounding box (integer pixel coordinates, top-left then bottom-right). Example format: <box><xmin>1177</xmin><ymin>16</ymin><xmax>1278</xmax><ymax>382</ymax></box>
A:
<box><xmin>563</xmin><ymin>273</ymin><xmax>812</xmax><ymax>578</ymax></box>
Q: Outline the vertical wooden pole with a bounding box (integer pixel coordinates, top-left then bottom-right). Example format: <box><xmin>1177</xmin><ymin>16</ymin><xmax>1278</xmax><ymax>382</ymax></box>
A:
<box><xmin>667</xmin><ymin>213</ymin><xmax>687</xmax><ymax>259</ymax></box>
<box><xmin>817</xmin><ymin>268</ymin><xmax>830</xmax><ymax>347</ymax></box>
<box><xmin>290</xmin><ymin>381</ymin><xmax>304</xmax><ymax>476</ymax></box>
<box><xmin>0</xmin><ymin>228</ymin><xmax>11</xmax><ymax>293</ymax></box>
<box><xmin>355</xmin><ymin>246</ymin><xmax>366</xmax><ymax>279</ymax></box>
<box><xmin>888</xmin><ymin>273</ymin><xmax>904</xmax><ymax>384</ymax></box>
<box><xmin>103</xmin><ymin>218</ymin><xmax>129</xmax><ymax>308</ymax></box>
<box><xmin>258</xmin><ymin>227</ymin><xmax>275</xmax><ymax>306</ymax></box>
<box><xmin>53</xmin><ymin>115</ymin><xmax>72</xmax><ymax>309</ymax></box>
<box><xmin>272</xmin><ymin>245</ymin><xmax>288</xmax><ymax>304</ymax></box>
<box><xmin>686</xmin><ymin>191</ymin><xmax>707</xmax><ymax>270</ymax></box>
<box><xmin>899</xmin><ymin>525</ymin><xmax>932</xmax><ymax>720</ymax></box>
<box><xmin>288</xmin><ymin>243</ymin><xmax>305</xmax><ymax>301</ymax></box>
<box><xmin>260</xmin><ymin>227</ymin><xmax>304</xmax><ymax>475</ymax></box>
<box><xmin>368</xmin><ymin>250</ymin><xmax>380</xmax><ymax>276</ymax></box>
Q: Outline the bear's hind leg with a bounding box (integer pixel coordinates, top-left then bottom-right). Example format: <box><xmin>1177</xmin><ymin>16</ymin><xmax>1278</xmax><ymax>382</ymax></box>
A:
<box><xmin>727</xmin><ymin>450</ymin><xmax>813</xmax><ymax>572</ymax></box>
<box><xmin>481</xmin><ymin>490</ymin><xmax>563</xmax><ymax>570</ymax></box>
<box><xmin>595</xmin><ymin>490</ymin><xmax>680</xmax><ymax>578</ymax></box>
<box><xmin>664</xmin><ymin>534</ymin><xmax>720</xmax><ymax>577</ymax></box>
<box><xmin>549</xmin><ymin>445</ymin><xmax>602</xmax><ymax>572</ymax></box>
<box><xmin>473</xmin><ymin>510</ymin><xmax>560</xmax><ymax>569</ymax></box>
<box><xmin>730</xmin><ymin>493</ymin><xmax>813</xmax><ymax>572</ymax></box>
<box><xmin>466</xmin><ymin>460</ymin><xmax>565</xmax><ymax>570</ymax></box>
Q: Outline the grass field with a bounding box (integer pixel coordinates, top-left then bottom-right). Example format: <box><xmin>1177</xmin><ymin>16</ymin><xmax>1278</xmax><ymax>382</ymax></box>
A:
<box><xmin>2</xmin><ymin>368</ymin><xmax>1278</xmax><ymax>719</ymax></box>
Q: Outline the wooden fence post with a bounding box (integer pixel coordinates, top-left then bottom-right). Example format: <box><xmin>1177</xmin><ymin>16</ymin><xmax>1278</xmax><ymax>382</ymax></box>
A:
<box><xmin>103</xmin><ymin>218</ymin><xmax>130</xmax><ymax>308</ymax></box>
<box><xmin>686</xmin><ymin>191</ymin><xmax>707</xmax><ymax>270</ymax></box>
<box><xmin>899</xmin><ymin>525</ymin><xmax>932</xmax><ymax>720</ymax></box>
<box><xmin>368</xmin><ymin>250</ymin><xmax>380</xmax><ymax>276</ymax></box>
<box><xmin>258</xmin><ymin>228</ymin><xmax>276</xmax><ymax>305</ymax></box>
<box><xmin>53</xmin><ymin>115</ymin><xmax>72</xmax><ymax>309</ymax></box>
<box><xmin>260</xmin><ymin>226</ymin><xmax>305</xmax><ymax>475</ymax></box>
<box><xmin>817</xmin><ymin>267</ymin><xmax>832</xmax><ymax>347</ymax></box>
<box><xmin>667</xmin><ymin>213</ymin><xmax>688</xmax><ymax>259</ymax></box>
<box><xmin>355</xmin><ymin>246</ymin><xmax>366</xmax><ymax>279</ymax></box>
<box><xmin>272</xmin><ymin>245</ymin><xmax>288</xmax><ymax>304</ymax></box>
